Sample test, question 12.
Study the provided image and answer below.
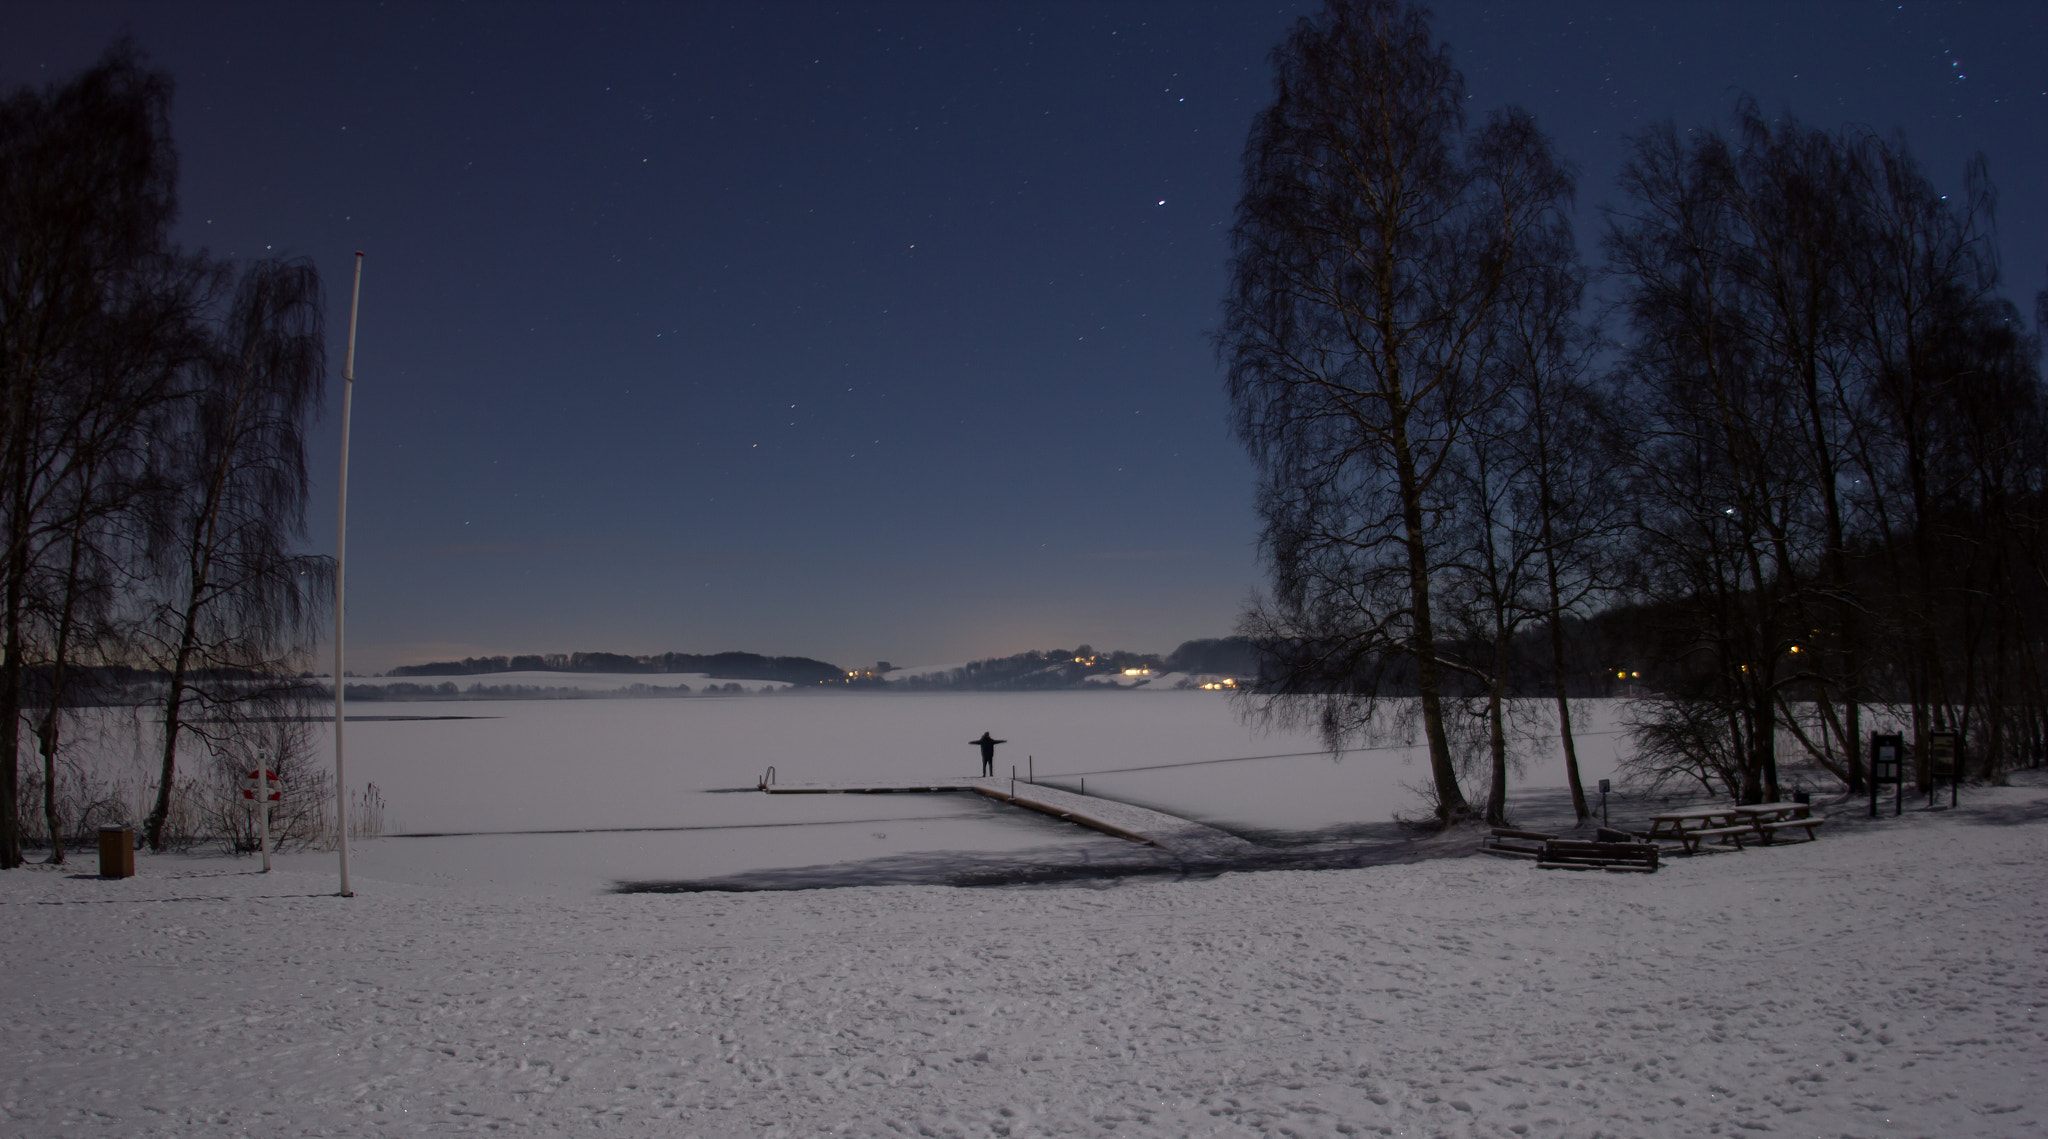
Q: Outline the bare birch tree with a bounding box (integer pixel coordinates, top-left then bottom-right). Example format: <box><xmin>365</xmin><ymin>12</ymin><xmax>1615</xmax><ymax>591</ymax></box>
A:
<box><xmin>1451</xmin><ymin>125</ymin><xmax>1607</xmax><ymax>825</ymax></box>
<box><xmin>1223</xmin><ymin>0</ymin><xmax>1573</xmax><ymax>825</ymax></box>
<box><xmin>1608</xmin><ymin>106</ymin><xmax>2046</xmax><ymax>800</ymax></box>
<box><xmin>141</xmin><ymin>260</ymin><xmax>328</xmax><ymax>851</ymax></box>
<box><xmin>0</xmin><ymin>43</ymin><xmax>197</xmax><ymax>867</ymax></box>
<box><xmin>1606</xmin><ymin>120</ymin><xmax>1818</xmax><ymax>804</ymax></box>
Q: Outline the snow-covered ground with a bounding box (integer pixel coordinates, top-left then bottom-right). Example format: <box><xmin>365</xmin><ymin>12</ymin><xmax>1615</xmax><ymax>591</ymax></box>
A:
<box><xmin>10</xmin><ymin>695</ymin><xmax>2040</xmax><ymax>1134</ymax></box>
<box><xmin>6</xmin><ymin>771</ymin><xmax>2044</xmax><ymax>1136</ymax></box>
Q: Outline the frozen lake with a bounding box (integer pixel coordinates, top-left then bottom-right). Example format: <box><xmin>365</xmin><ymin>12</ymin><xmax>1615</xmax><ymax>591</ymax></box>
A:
<box><xmin>274</xmin><ymin>690</ymin><xmax>1636</xmax><ymax>893</ymax></box>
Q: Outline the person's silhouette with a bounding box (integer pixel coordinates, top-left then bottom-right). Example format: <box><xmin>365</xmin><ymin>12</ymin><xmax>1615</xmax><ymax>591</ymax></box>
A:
<box><xmin>971</xmin><ymin>731</ymin><xmax>1007</xmax><ymax>777</ymax></box>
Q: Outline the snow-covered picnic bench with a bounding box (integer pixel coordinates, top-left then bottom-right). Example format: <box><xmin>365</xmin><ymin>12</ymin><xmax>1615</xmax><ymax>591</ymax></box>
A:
<box><xmin>1649</xmin><ymin>802</ymin><xmax>1825</xmax><ymax>854</ymax></box>
<box><xmin>1479</xmin><ymin>828</ymin><xmax>1555</xmax><ymax>860</ymax></box>
<box><xmin>1537</xmin><ymin>835</ymin><xmax>1660</xmax><ymax>872</ymax></box>
<box><xmin>1482</xmin><ymin>828</ymin><xmax>1660</xmax><ymax>872</ymax></box>
<box><xmin>1733</xmin><ymin>803</ymin><xmax>1826</xmax><ymax>844</ymax></box>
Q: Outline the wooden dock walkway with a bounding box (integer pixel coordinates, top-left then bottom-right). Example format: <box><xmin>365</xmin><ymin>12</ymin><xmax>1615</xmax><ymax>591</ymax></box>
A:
<box><xmin>761</xmin><ymin>775</ymin><xmax>1261</xmax><ymax>860</ymax></box>
<box><xmin>758</xmin><ymin>777</ymin><xmax>981</xmax><ymax>794</ymax></box>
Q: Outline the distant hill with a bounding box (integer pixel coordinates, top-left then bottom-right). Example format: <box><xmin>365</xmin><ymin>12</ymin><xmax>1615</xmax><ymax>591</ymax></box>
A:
<box><xmin>387</xmin><ymin>638</ymin><xmax>1274</xmax><ymax>693</ymax></box>
<box><xmin>389</xmin><ymin>651</ymin><xmax>844</xmax><ymax>686</ymax></box>
<box><xmin>885</xmin><ymin>638</ymin><xmax>1267</xmax><ymax>691</ymax></box>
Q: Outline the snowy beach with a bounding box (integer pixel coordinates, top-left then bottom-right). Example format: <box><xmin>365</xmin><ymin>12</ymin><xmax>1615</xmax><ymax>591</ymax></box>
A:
<box><xmin>6</xmin><ymin>767</ymin><xmax>2044</xmax><ymax>1137</ymax></box>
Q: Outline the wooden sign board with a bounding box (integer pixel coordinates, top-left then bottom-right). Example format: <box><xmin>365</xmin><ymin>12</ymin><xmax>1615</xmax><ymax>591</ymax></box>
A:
<box><xmin>1927</xmin><ymin>731</ymin><xmax>1959</xmax><ymax>777</ymax></box>
<box><xmin>1870</xmin><ymin>733</ymin><xmax>1905</xmax><ymax>818</ymax></box>
<box><xmin>1927</xmin><ymin>730</ymin><xmax>1962</xmax><ymax>809</ymax></box>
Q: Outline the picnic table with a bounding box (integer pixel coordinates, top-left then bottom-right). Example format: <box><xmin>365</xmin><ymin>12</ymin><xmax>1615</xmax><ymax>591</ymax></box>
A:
<box><xmin>1649</xmin><ymin>801</ymin><xmax>1825</xmax><ymax>853</ymax></box>
<box><xmin>1731</xmin><ymin>802</ymin><xmax>1825</xmax><ymax>844</ymax></box>
<box><xmin>1729</xmin><ymin>801</ymin><xmax>1810</xmax><ymax>819</ymax></box>
<box><xmin>1646</xmin><ymin>805</ymin><xmax>1742</xmax><ymax>843</ymax></box>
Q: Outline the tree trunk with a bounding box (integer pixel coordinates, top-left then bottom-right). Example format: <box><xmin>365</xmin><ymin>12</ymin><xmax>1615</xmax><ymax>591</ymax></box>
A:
<box><xmin>1754</xmin><ymin>681</ymin><xmax>1780</xmax><ymax>803</ymax></box>
<box><xmin>147</xmin><ymin>518</ymin><xmax>219</xmax><ymax>851</ymax></box>
<box><xmin>35</xmin><ymin>714</ymin><xmax>63</xmax><ymax>864</ymax></box>
<box><xmin>1905</xmin><ymin>385</ymin><xmax>1941</xmax><ymax>794</ymax></box>
<box><xmin>1392</xmin><ymin>412</ymin><xmax>1467</xmax><ymax>823</ymax></box>
<box><xmin>0</xmin><ymin>425</ymin><xmax>29</xmax><ymax>869</ymax></box>
<box><xmin>145</xmin><ymin>599</ymin><xmax>203</xmax><ymax>852</ymax></box>
<box><xmin>1540</xmin><ymin>525</ymin><xmax>1588</xmax><ymax>822</ymax></box>
<box><xmin>147</xmin><ymin>389</ymin><xmax>239</xmax><ymax>852</ymax></box>
<box><xmin>36</xmin><ymin>515</ymin><xmax>94</xmax><ymax>864</ymax></box>
<box><xmin>1486</xmin><ymin>638</ymin><xmax>1510</xmax><ymax>827</ymax></box>
<box><xmin>1844</xmin><ymin>696</ymin><xmax>1863</xmax><ymax>793</ymax></box>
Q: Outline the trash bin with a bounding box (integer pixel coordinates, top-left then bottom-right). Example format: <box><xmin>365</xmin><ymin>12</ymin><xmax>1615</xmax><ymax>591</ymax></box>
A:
<box><xmin>98</xmin><ymin>826</ymin><xmax>134</xmax><ymax>879</ymax></box>
<box><xmin>1792</xmin><ymin>791</ymin><xmax>1811</xmax><ymax>805</ymax></box>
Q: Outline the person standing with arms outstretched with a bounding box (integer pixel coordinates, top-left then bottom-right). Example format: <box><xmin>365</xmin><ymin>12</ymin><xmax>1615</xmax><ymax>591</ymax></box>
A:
<box><xmin>972</xmin><ymin>731</ymin><xmax>1006</xmax><ymax>777</ymax></box>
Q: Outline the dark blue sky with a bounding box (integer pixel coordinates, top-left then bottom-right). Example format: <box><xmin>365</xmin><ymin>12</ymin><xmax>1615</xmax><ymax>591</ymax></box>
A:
<box><xmin>4</xmin><ymin>2</ymin><xmax>2043</xmax><ymax>673</ymax></box>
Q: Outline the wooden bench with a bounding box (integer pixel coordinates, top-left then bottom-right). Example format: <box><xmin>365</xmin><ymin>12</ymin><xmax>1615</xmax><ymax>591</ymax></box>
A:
<box><xmin>1481</xmin><ymin>828</ymin><xmax>1555</xmax><ymax>860</ymax></box>
<box><xmin>1676</xmin><ymin>824</ymin><xmax>1758</xmax><ymax>854</ymax></box>
<box><xmin>1756</xmin><ymin>815</ymin><xmax>1825</xmax><ymax>843</ymax></box>
<box><xmin>1537</xmin><ymin>839</ymin><xmax>1659</xmax><ymax>873</ymax></box>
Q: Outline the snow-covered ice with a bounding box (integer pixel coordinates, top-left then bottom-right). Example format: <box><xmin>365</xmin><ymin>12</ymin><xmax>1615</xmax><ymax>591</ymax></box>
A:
<box><xmin>263</xmin><ymin>690</ymin><xmax>1639</xmax><ymax>893</ymax></box>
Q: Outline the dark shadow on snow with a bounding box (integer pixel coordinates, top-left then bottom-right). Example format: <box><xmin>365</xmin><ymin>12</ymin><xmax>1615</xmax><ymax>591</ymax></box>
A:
<box><xmin>611</xmin><ymin>821</ymin><xmax>1468</xmax><ymax>893</ymax></box>
<box><xmin>617</xmin><ymin>767</ymin><xmax>2048</xmax><ymax>894</ymax></box>
<box><xmin>1959</xmin><ymin>782</ymin><xmax>2048</xmax><ymax>827</ymax></box>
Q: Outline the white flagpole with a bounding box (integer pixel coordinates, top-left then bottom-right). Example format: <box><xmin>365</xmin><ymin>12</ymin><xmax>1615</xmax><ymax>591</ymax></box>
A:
<box><xmin>333</xmin><ymin>251</ymin><xmax>363</xmax><ymax>898</ymax></box>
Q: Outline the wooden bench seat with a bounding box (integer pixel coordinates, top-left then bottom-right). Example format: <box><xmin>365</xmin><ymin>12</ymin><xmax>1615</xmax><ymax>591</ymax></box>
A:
<box><xmin>1756</xmin><ymin>815</ymin><xmax>1825</xmax><ymax>842</ymax></box>
<box><xmin>1537</xmin><ymin>839</ymin><xmax>1659</xmax><ymax>873</ymax></box>
<box><xmin>1480</xmin><ymin>828</ymin><xmax>1556</xmax><ymax>860</ymax></box>
<box><xmin>1677</xmin><ymin>824</ymin><xmax>1758</xmax><ymax>853</ymax></box>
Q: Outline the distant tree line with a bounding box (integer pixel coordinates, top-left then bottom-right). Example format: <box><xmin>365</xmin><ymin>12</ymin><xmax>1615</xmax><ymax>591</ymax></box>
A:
<box><xmin>887</xmin><ymin>639</ymin><xmax>1266</xmax><ymax>691</ymax></box>
<box><xmin>1</xmin><ymin>44</ymin><xmax>331</xmax><ymax>867</ymax></box>
<box><xmin>388</xmin><ymin>650</ymin><xmax>844</xmax><ymax>686</ymax></box>
<box><xmin>338</xmin><ymin>680</ymin><xmax>708</xmax><ymax>701</ymax></box>
<box><xmin>1224</xmin><ymin>0</ymin><xmax>2048</xmax><ymax>825</ymax></box>
<box><xmin>392</xmin><ymin>643</ymin><xmax>1264</xmax><ymax>693</ymax></box>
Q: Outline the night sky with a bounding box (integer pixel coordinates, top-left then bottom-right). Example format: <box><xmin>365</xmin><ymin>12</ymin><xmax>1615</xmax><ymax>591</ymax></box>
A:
<box><xmin>4</xmin><ymin>3</ymin><xmax>2043</xmax><ymax>674</ymax></box>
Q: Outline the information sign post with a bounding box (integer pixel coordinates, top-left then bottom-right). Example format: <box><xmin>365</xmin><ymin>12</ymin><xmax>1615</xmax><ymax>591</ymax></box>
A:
<box><xmin>240</xmin><ymin>763</ymin><xmax>280</xmax><ymax>871</ymax></box>
<box><xmin>1870</xmin><ymin>733</ymin><xmax>1904</xmax><ymax>819</ymax></box>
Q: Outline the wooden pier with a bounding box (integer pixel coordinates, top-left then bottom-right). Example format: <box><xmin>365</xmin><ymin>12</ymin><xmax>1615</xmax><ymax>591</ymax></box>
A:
<box><xmin>761</xmin><ymin>775</ymin><xmax>1260</xmax><ymax>860</ymax></box>
<box><xmin>758</xmin><ymin>777</ymin><xmax>982</xmax><ymax>794</ymax></box>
